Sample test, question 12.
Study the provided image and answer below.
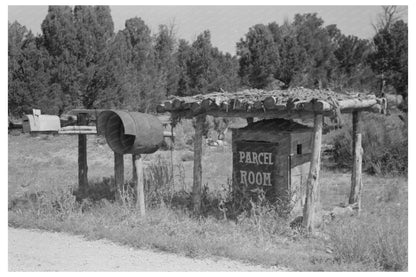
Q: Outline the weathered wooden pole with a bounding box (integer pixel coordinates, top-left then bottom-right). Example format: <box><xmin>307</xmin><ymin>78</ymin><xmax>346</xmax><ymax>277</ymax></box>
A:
<box><xmin>192</xmin><ymin>115</ymin><xmax>205</xmax><ymax>214</ymax></box>
<box><xmin>349</xmin><ymin>111</ymin><xmax>363</xmax><ymax>210</ymax></box>
<box><xmin>114</xmin><ymin>152</ymin><xmax>124</xmax><ymax>202</ymax></box>
<box><xmin>133</xmin><ymin>154</ymin><xmax>145</xmax><ymax>216</ymax></box>
<box><xmin>77</xmin><ymin>113</ymin><xmax>88</xmax><ymax>193</ymax></box>
<box><xmin>302</xmin><ymin>113</ymin><xmax>323</xmax><ymax>232</ymax></box>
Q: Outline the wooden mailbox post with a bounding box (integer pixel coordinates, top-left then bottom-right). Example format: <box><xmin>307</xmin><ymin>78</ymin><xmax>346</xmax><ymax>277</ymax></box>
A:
<box><xmin>157</xmin><ymin>88</ymin><xmax>386</xmax><ymax>232</ymax></box>
<box><xmin>77</xmin><ymin>113</ymin><xmax>89</xmax><ymax>193</ymax></box>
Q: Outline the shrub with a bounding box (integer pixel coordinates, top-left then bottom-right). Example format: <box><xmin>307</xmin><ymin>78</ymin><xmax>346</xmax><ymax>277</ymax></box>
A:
<box><xmin>330</xmin><ymin>113</ymin><xmax>407</xmax><ymax>175</ymax></box>
<box><xmin>171</xmin><ymin>120</ymin><xmax>195</xmax><ymax>150</ymax></box>
<box><xmin>144</xmin><ymin>156</ymin><xmax>174</xmax><ymax>207</ymax></box>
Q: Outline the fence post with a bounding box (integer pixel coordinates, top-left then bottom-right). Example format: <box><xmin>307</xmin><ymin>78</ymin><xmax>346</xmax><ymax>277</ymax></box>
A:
<box><xmin>114</xmin><ymin>152</ymin><xmax>124</xmax><ymax>202</ymax></box>
<box><xmin>349</xmin><ymin>111</ymin><xmax>363</xmax><ymax>211</ymax></box>
<box><xmin>192</xmin><ymin>115</ymin><xmax>205</xmax><ymax>214</ymax></box>
<box><xmin>302</xmin><ymin>113</ymin><xmax>323</xmax><ymax>232</ymax></box>
<box><xmin>133</xmin><ymin>154</ymin><xmax>145</xmax><ymax>216</ymax></box>
<box><xmin>77</xmin><ymin>113</ymin><xmax>88</xmax><ymax>193</ymax></box>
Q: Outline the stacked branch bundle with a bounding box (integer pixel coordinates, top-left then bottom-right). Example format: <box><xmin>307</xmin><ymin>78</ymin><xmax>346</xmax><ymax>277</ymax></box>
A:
<box><xmin>157</xmin><ymin>88</ymin><xmax>387</xmax><ymax>118</ymax></box>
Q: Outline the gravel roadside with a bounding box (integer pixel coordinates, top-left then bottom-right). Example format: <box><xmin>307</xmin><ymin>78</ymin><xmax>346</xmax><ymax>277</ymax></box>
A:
<box><xmin>8</xmin><ymin>228</ymin><xmax>278</xmax><ymax>271</ymax></box>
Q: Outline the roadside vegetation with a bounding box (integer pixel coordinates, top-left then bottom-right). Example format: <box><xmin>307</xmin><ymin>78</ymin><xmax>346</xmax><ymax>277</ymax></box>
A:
<box><xmin>8</xmin><ymin>5</ymin><xmax>407</xmax><ymax>272</ymax></box>
<box><xmin>8</xmin><ymin>120</ymin><xmax>408</xmax><ymax>271</ymax></box>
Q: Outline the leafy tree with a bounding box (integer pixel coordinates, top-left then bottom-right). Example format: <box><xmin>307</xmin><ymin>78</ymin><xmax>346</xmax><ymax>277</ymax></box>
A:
<box><xmin>41</xmin><ymin>5</ymin><xmax>80</xmax><ymax>114</ymax></box>
<box><xmin>290</xmin><ymin>13</ymin><xmax>336</xmax><ymax>89</ymax></box>
<box><xmin>332</xmin><ymin>34</ymin><xmax>375</xmax><ymax>91</ymax></box>
<box><xmin>369</xmin><ymin>19</ymin><xmax>407</xmax><ymax>100</ymax></box>
<box><xmin>8</xmin><ymin>22</ymin><xmax>53</xmax><ymax>116</ymax></box>
<box><xmin>73</xmin><ymin>5</ymin><xmax>114</xmax><ymax>108</ymax></box>
<box><xmin>175</xmin><ymin>39</ymin><xmax>192</xmax><ymax>96</ymax></box>
<box><xmin>237</xmin><ymin>24</ymin><xmax>279</xmax><ymax>89</ymax></box>
<box><xmin>154</xmin><ymin>24</ymin><xmax>179</xmax><ymax>97</ymax></box>
<box><xmin>180</xmin><ymin>30</ymin><xmax>240</xmax><ymax>95</ymax></box>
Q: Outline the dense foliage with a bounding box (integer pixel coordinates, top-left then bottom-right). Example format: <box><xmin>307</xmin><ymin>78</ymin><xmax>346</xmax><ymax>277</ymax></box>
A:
<box><xmin>8</xmin><ymin>6</ymin><xmax>407</xmax><ymax>116</ymax></box>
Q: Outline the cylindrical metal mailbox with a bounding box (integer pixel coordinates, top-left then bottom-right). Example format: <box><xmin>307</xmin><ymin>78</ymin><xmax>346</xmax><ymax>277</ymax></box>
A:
<box><xmin>97</xmin><ymin>110</ymin><xmax>164</xmax><ymax>154</ymax></box>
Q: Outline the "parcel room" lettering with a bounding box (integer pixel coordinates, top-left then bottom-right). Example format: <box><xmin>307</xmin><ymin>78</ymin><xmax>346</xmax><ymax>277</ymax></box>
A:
<box><xmin>238</xmin><ymin>151</ymin><xmax>273</xmax><ymax>186</ymax></box>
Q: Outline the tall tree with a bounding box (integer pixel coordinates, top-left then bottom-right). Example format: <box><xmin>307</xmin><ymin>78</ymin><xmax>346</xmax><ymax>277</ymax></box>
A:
<box><xmin>175</xmin><ymin>39</ymin><xmax>192</xmax><ymax>96</ymax></box>
<box><xmin>332</xmin><ymin>34</ymin><xmax>374</xmax><ymax>91</ymax></box>
<box><xmin>8</xmin><ymin>22</ymin><xmax>53</xmax><ymax>116</ymax></box>
<box><xmin>154</xmin><ymin>24</ymin><xmax>178</xmax><ymax>97</ymax></box>
<box><xmin>41</xmin><ymin>5</ymin><xmax>79</xmax><ymax>114</ymax></box>
<box><xmin>369</xmin><ymin>19</ymin><xmax>407</xmax><ymax>100</ymax></box>
<box><xmin>237</xmin><ymin>24</ymin><xmax>280</xmax><ymax>89</ymax></box>
<box><xmin>291</xmin><ymin>13</ymin><xmax>336</xmax><ymax>88</ymax></box>
<box><xmin>73</xmin><ymin>5</ymin><xmax>114</xmax><ymax>108</ymax></box>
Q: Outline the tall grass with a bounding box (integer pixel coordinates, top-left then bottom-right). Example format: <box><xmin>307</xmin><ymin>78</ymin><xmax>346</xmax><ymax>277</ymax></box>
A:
<box><xmin>330</xmin><ymin>113</ymin><xmax>407</xmax><ymax>175</ymax></box>
<box><xmin>9</xmin><ymin>183</ymin><xmax>330</xmax><ymax>271</ymax></box>
<box><xmin>8</xmin><ymin>136</ymin><xmax>408</xmax><ymax>271</ymax></box>
<box><xmin>327</xmin><ymin>179</ymin><xmax>408</xmax><ymax>271</ymax></box>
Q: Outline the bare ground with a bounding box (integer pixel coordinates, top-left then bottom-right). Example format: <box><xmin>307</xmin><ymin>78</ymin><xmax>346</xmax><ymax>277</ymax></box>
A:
<box><xmin>8</xmin><ymin>228</ymin><xmax>278</xmax><ymax>272</ymax></box>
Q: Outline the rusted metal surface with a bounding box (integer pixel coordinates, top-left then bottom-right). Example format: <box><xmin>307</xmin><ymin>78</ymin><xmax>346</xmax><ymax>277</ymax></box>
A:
<box><xmin>97</xmin><ymin>110</ymin><xmax>164</xmax><ymax>154</ymax></box>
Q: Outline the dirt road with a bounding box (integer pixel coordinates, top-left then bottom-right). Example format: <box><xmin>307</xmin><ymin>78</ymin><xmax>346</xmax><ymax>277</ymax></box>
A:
<box><xmin>8</xmin><ymin>228</ymin><xmax>275</xmax><ymax>271</ymax></box>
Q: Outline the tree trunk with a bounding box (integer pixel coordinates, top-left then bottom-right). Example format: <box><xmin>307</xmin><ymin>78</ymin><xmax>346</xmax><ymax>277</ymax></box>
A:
<box><xmin>302</xmin><ymin>113</ymin><xmax>323</xmax><ymax>232</ymax></box>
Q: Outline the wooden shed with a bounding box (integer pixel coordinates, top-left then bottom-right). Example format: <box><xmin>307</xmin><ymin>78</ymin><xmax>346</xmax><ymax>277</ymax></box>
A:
<box><xmin>157</xmin><ymin>87</ymin><xmax>387</xmax><ymax>231</ymax></box>
<box><xmin>232</xmin><ymin>118</ymin><xmax>312</xmax><ymax>209</ymax></box>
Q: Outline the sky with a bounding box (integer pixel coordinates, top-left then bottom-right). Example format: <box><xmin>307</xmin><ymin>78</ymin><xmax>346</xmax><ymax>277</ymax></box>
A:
<box><xmin>8</xmin><ymin>5</ymin><xmax>408</xmax><ymax>55</ymax></box>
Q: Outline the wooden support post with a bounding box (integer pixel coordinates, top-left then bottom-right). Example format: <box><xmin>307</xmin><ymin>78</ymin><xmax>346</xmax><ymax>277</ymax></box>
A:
<box><xmin>349</xmin><ymin>111</ymin><xmax>363</xmax><ymax>210</ymax></box>
<box><xmin>133</xmin><ymin>154</ymin><xmax>145</xmax><ymax>216</ymax></box>
<box><xmin>302</xmin><ymin>113</ymin><xmax>323</xmax><ymax>232</ymax></box>
<box><xmin>77</xmin><ymin>113</ymin><xmax>88</xmax><ymax>193</ymax></box>
<box><xmin>114</xmin><ymin>152</ymin><xmax>124</xmax><ymax>202</ymax></box>
<box><xmin>192</xmin><ymin>115</ymin><xmax>205</xmax><ymax>214</ymax></box>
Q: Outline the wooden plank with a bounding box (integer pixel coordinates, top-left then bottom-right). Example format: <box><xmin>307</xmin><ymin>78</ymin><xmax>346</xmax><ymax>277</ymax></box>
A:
<box><xmin>253</xmin><ymin>101</ymin><xmax>263</xmax><ymax>110</ymax></box>
<box><xmin>77</xmin><ymin>113</ymin><xmax>88</xmax><ymax>193</ymax></box>
<box><xmin>69</xmin><ymin>109</ymin><xmax>106</xmax><ymax>115</ymax></box>
<box><xmin>339</xmin><ymin>99</ymin><xmax>378</xmax><ymax>110</ymax></box>
<box><xmin>172</xmin><ymin>99</ymin><xmax>184</xmax><ymax>110</ymax></box>
<box><xmin>191</xmin><ymin>102</ymin><xmax>202</xmax><ymax>113</ymax></box>
<box><xmin>156</xmin><ymin>104</ymin><xmax>166</xmax><ymax>113</ymax></box>
<box><xmin>201</xmin><ymin>98</ymin><xmax>214</xmax><ymax>111</ymax></box>
<box><xmin>58</xmin><ymin>125</ymin><xmax>97</xmax><ymax>135</ymax></box>
<box><xmin>349</xmin><ymin>111</ymin><xmax>363</xmax><ymax>210</ymax></box>
<box><xmin>133</xmin><ymin>154</ymin><xmax>145</xmax><ymax>216</ymax></box>
<box><xmin>192</xmin><ymin>114</ymin><xmax>205</xmax><ymax>214</ymax></box>
<box><xmin>114</xmin><ymin>152</ymin><xmax>124</xmax><ymax>203</ymax></box>
<box><xmin>312</xmin><ymin>100</ymin><xmax>331</xmax><ymax>112</ymax></box>
<box><xmin>302</xmin><ymin>113</ymin><xmax>323</xmax><ymax>232</ymax></box>
<box><xmin>263</xmin><ymin>96</ymin><xmax>278</xmax><ymax>109</ymax></box>
<box><xmin>58</xmin><ymin>130</ymin><xmax>97</xmax><ymax>135</ymax></box>
<box><xmin>164</xmin><ymin>101</ymin><xmax>173</xmax><ymax>111</ymax></box>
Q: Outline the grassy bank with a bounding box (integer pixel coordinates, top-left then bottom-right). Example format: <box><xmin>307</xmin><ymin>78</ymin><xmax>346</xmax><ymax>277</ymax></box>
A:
<box><xmin>8</xmin><ymin>132</ymin><xmax>407</xmax><ymax>271</ymax></box>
